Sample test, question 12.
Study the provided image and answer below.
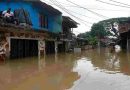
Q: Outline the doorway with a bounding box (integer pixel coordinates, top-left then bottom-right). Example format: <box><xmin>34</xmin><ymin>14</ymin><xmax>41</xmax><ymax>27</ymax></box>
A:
<box><xmin>10</xmin><ymin>39</ymin><xmax>38</xmax><ymax>59</ymax></box>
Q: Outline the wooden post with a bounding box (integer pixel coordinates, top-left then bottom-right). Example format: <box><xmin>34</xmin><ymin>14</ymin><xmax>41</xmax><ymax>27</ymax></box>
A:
<box><xmin>38</xmin><ymin>40</ymin><xmax>45</xmax><ymax>59</ymax></box>
<box><xmin>55</xmin><ymin>41</ymin><xmax>58</xmax><ymax>54</ymax></box>
<box><xmin>38</xmin><ymin>40</ymin><xmax>40</xmax><ymax>60</ymax></box>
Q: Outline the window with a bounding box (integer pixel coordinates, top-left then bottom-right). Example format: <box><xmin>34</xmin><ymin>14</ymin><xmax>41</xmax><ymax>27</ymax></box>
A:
<box><xmin>39</xmin><ymin>14</ymin><xmax>48</xmax><ymax>29</ymax></box>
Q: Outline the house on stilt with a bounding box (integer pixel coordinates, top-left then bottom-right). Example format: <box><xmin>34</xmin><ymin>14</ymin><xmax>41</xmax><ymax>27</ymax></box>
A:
<box><xmin>57</xmin><ymin>16</ymin><xmax>78</xmax><ymax>52</ymax></box>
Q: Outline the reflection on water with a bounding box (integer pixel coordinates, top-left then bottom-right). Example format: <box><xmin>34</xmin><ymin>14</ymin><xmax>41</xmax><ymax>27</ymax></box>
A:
<box><xmin>69</xmin><ymin>48</ymin><xmax>130</xmax><ymax>90</ymax></box>
<box><xmin>0</xmin><ymin>54</ymin><xmax>80</xmax><ymax>90</ymax></box>
<box><xmin>1</xmin><ymin>48</ymin><xmax>130</xmax><ymax>90</ymax></box>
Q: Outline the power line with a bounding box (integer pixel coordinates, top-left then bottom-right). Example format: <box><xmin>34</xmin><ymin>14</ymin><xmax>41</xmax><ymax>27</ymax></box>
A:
<box><xmin>42</xmin><ymin>0</ymin><xmax>111</xmax><ymax>19</ymax></box>
<box><xmin>109</xmin><ymin>0</ymin><xmax>130</xmax><ymax>7</ymax></box>
<box><xmin>42</xmin><ymin>0</ymin><xmax>53</xmax><ymax>4</ymax></box>
<box><xmin>49</xmin><ymin>0</ymin><xmax>94</xmax><ymax>27</ymax></box>
<box><xmin>45</xmin><ymin>0</ymin><xmax>100</xmax><ymax>20</ymax></box>
<box><xmin>96</xmin><ymin>0</ymin><xmax>130</xmax><ymax>8</ymax></box>
<box><xmin>42</xmin><ymin>0</ymin><xmax>92</xmax><ymax>34</ymax></box>
<box><xmin>42</xmin><ymin>0</ymin><xmax>75</xmax><ymax>6</ymax></box>
<box><xmin>42</xmin><ymin>0</ymin><xmax>130</xmax><ymax>12</ymax></box>
<box><xmin>43</xmin><ymin>0</ymin><xmax>130</xmax><ymax>12</ymax></box>
<box><xmin>59</xmin><ymin>7</ymin><xmax>101</xmax><ymax>20</ymax></box>
<box><xmin>66</xmin><ymin>0</ymin><xmax>109</xmax><ymax>19</ymax></box>
<box><xmin>65</xmin><ymin>6</ymin><xmax>130</xmax><ymax>12</ymax></box>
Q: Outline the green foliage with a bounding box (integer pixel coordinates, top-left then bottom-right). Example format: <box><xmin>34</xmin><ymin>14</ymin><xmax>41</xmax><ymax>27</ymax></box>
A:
<box><xmin>77</xmin><ymin>31</ymin><xmax>91</xmax><ymax>39</ymax></box>
<box><xmin>91</xmin><ymin>23</ymin><xmax>107</xmax><ymax>38</ymax></box>
<box><xmin>99</xmin><ymin>17</ymin><xmax>130</xmax><ymax>24</ymax></box>
<box><xmin>88</xmin><ymin>36</ymin><xmax>98</xmax><ymax>45</ymax></box>
<box><xmin>77</xmin><ymin>32</ymin><xmax>98</xmax><ymax>45</ymax></box>
<box><xmin>77</xmin><ymin>17</ymin><xmax>130</xmax><ymax>46</ymax></box>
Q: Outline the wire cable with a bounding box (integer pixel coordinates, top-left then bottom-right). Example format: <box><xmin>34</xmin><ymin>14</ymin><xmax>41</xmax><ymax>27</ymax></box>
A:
<box><xmin>49</xmin><ymin>0</ymin><xmax>94</xmax><ymax>27</ymax></box>
<box><xmin>66</xmin><ymin>0</ymin><xmax>109</xmax><ymax>19</ymax></box>
<box><xmin>109</xmin><ymin>0</ymin><xmax>130</xmax><ymax>7</ymax></box>
<box><xmin>43</xmin><ymin>0</ymin><xmax>102</xmax><ymax>20</ymax></box>
<box><xmin>68</xmin><ymin>10</ymin><xmax>101</xmax><ymax>20</ymax></box>
<box><xmin>96</xmin><ymin>0</ymin><xmax>130</xmax><ymax>8</ymax></box>
<box><xmin>43</xmin><ymin>0</ymin><xmax>130</xmax><ymax>12</ymax></box>
<box><xmin>65</xmin><ymin>6</ymin><xmax>130</xmax><ymax>12</ymax></box>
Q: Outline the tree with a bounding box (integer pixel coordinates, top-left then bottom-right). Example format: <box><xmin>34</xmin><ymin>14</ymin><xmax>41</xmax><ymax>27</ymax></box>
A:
<box><xmin>91</xmin><ymin>23</ymin><xmax>107</xmax><ymax>38</ymax></box>
<box><xmin>77</xmin><ymin>17</ymin><xmax>130</xmax><ymax>47</ymax></box>
<box><xmin>88</xmin><ymin>36</ymin><xmax>98</xmax><ymax>46</ymax></box>
<box><xmin>77</xmin><ymin>32</ymin><xmax>98</xmax><ymax>46</ymax></box>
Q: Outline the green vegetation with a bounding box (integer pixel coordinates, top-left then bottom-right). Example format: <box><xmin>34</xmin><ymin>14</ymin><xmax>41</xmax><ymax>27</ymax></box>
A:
<box><xmin>77</xmin><ymin>22</ymin><xmax>111</xmax><ymax>46</ymax></box>
<box><xmin>91</xmin><ymin>23</ymin><xmax>111</xmax><ymax>38</ymax></box>
<box><xmin>87</xmin><ymin>36</ymin><xmax>98</xmax><ymax>46</ymax></box>
<box><xmin>77</xmin><ymin>17</ymin><xmax>130</xmax><ymax>46</ymax></box>
<box><xmin>77</xmin><ymin>32</ymin><xmax>98</xmax><ymax>46</ymax></box>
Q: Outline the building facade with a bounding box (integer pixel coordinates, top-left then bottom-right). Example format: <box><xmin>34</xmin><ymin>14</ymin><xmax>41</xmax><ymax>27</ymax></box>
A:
<box><xmin>0</xmin><ymin>0</ymin><xmax>62</xmax><ymax>59</ymax></box>
<box><xmin>118</xmin><ymin>20</ymin><xmax>130</xmax><ymax>50</ymax></box>
<box><xmin>57</xmin><ymin>16</ymin><xmax>78</xmax><ymax>52</ymax></box>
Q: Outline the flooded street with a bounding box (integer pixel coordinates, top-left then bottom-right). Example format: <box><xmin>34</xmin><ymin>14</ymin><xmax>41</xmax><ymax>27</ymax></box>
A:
<box><xmin>1</xmin><ymin>48</ymin><xmax>130</xmax><ymax>90</ymax></box>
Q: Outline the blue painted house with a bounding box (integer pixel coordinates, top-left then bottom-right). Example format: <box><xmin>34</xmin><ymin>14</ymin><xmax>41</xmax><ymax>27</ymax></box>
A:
<box><xmin>0</xmin><ymin>0</ymin><xmax>62</xmax><ymax>59</ymax></box>
<box><xmin>0</xmin><ymin>0</ymin><xmax>62</xmax><ymax>33</ymax></box>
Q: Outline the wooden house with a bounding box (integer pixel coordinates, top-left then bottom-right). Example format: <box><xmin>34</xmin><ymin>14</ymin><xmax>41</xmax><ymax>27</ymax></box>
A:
<box><xmin>118</xmin><ymin>20</ymin><xmax>130</xmax><ymax>50</ymax></box>
<box><xmin>57</xmin><ymin>16</ymin><xmax>78</xmax><ymax>52</ymax></box>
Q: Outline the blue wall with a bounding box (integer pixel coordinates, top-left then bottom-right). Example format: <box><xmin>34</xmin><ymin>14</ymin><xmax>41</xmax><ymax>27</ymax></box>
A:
<box><xmin>0</xmin><ymin>1</ymin><xmax>62</xmax><ymax>33</ymax></box>
<box><xmin>48</xmin><ymin>15</ymin><xmax>62</xmax><ymax>33</ymax></box>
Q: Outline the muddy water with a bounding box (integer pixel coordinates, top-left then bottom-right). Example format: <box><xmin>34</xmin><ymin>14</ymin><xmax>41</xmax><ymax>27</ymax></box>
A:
<box><xmin>0</xmin><ymin>48</ymin><xmax>130</xmax><ymax>90</ymax></box>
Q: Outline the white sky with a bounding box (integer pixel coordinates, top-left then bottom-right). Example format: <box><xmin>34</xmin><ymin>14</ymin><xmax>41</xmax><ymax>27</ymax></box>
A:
<box><xmin>41</xmin><ymin>0</ymin><xmax>130</xmax><ymax>35</ymax></box>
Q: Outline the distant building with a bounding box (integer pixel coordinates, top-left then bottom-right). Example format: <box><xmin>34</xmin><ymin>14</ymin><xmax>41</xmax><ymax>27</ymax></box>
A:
<box><xmin>57</xmin><ymin>16</ymin><xmax>78</xmax><ymax>52</ymax></box>
<box><xmin>118</xmin><ymin>20</ymin><xmax>130</xmax><ymax>50</ymax></box>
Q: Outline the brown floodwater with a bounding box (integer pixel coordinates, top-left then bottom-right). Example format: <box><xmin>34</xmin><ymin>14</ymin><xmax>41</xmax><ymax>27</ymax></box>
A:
<box><xmin>1</xmin><ymin>48</ymin><xmax>130</xmax><ymax>90</ymax></box>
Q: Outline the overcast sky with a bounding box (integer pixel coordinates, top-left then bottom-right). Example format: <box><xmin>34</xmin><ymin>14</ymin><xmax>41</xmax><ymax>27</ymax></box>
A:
<box><xmin>41</xmin><ymin>0</ymin><xmax>130</xmax><ymax>35</ymax></box>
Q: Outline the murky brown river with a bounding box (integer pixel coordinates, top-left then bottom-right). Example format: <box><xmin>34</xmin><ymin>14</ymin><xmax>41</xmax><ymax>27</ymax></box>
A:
<box><xmin>1</xmin><ymin>48</ymin><xmax>130</xmax><ymax>90</ymax></box>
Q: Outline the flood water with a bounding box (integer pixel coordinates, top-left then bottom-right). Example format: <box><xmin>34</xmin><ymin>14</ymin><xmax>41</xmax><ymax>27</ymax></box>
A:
<box><xmin>1</xmin><ymin>48</ymin><xmax>130</xmax><ymax>90</ymax></box>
